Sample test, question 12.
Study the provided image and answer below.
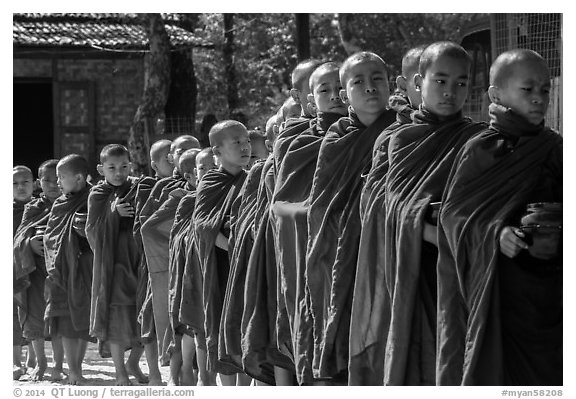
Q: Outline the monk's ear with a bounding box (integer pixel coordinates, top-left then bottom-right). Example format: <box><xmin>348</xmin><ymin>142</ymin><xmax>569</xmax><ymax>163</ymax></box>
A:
<box><xmin>265</xmin><ymin>139</ymin><xmax>273</xmax><ymax>152</ymax></box>
<box><xmin>193</xmin><ymin>167</ymin><xmax>199</xmax><ymax>181</ymax></box>
<box><xmin>290</xmin><ymin>88</ymin><xmax>301</xmax><ymax>104</ymax></box>
<box><xmin>339</xmin><ymin>89</ymin><xmax>349</xmax><ymax>105</ymax></box>
<box><xmin>212</xmin><ymin>145</ymin><xmax>221</xmax><ymax>158</ymax></box>
<box><xmin>307</xmin><ymin>93</ymin><xmax>317</xmax><ymax>116</ymax></box>
<box><xmin>184</xmin><ymin>171</ymin><xmax>195</xmax><ymax>185</ymax></box>
<box><xmin>167</xmin><ymin>153</ymin><xmax>175</xmax><ymax>165</ymax></box>
<box><xmin>487</xmin><ymin>85</ymin><xmax>501</xmax><ymax>104</ymax></box>
<box><xmin>396</xmin><ymin>75</ymin><xmax>408</xmax><ymax>93</ymax></box>
<box><xmin>96</xmin><ymin>164</ymin><xmax>104</xmax><ymax>177</ymax></box>
<box><xmin>150</xmin><ymin>161</ymin><xmax>159</xmax><ymax>173</ymax></box>
<box><xmin>414</xmin><ymin>73</ymin><xmax>423</xmax><ymax>92</ymax></box>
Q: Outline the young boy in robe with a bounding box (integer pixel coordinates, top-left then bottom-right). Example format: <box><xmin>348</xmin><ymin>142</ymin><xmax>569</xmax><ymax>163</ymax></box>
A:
<box><xmin>218</xmin><ymin>128</ymin><xmax>273</xmax><ymax>385</ymax></box>
<box><xmin>275</xmin><ymin>97</ymin><xmax>303</xmax><ymax>134</ymax></box>
<box><xmin>133</xmin><ymin>139</ymin><xmax>173</xmax><ymax>385</ymax></box>
<box><xmin>150</xmin><ymin>148</ymin><xmax>199</xmax><ymax>385</ymax></box>
<box><xmin>436</xmin><ymin>49</ymin><xmax>562</xmax><ymax>386</ymax></box>
<box><xmin>85</xmin><ymin>144</ymin><xmax>148</xmax><ymax>386</ymax></box>
<box><xmin>381</xmin><ymin>42</ymin><xmax>485</xmax><ymax>386</ymax></box>
<box><xmin>14</xmin><ymin>160</ymin><xmax>65</xmax><ymax>382</ymax></box>
<box><xmin>140</xmin><ymin>135</ymin><xmax>200</xmax><ymax>374</ymax></box>
<box><xmin>270</xmin><ymin>61</ymin><xmax>349</xmax><ymax>385</ymax></box>
<box><xmin>13</xmin><ymin>165</ymin><xmax>36</xmax><ymax>380</ymax></box>
<box><xmin>303</xmin><ymin>52</ymin><xmax>396</xmax><ymax>384</ymax></box>
<box><xmin>192</xmin><ymin>120</ymin><xmax>251</xmax><ymax>386</ymax></box>
<box><xmin>44</xmin><ymin>154</ymin><xmax>95</xmax><ymax>385</ymax></box>
<box><xmin>349</xmin><ymin>44</ymin><xmax>426</xmax><ymax>385</ymax></box>
<box><xmin>177</xmin><ymin>147</ymin><xmax>217</xmax><ymax>386</ymax></box>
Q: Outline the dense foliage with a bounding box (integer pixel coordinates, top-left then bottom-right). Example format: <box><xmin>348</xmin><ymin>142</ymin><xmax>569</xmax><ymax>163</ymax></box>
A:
<box><xmin>187</xmin><ymin>13</ymin><xmax>487</xmax><ymax>129</ymax></box>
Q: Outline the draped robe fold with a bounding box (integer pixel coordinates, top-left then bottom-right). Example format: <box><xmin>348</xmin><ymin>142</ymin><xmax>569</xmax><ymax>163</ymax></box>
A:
<box><xmin>218</xmin><ymin>162</ymin><xmax>270</xmax><ymax>381</ymax></box>
<box><xmin>193</xmin><ymin>168</ymin><xmax>246</xmax><ymax>374</ymax></box>
<box><xmin>14</xmin><ymin>196</ymin><xmax>54</xmax><ymax>340</ymax></box>
<box><xmin>241</xmin><ymin>154</ymin><xmax>295</xmax><ymax>381</ymax></box>
<box><xmin>43</xmin><ymin>185</ymin><xmax>93</xmax><ymax>339</ymax></box>
<box><xmin>86</xmin><ymin>178</ymin><xmax>141</xmax><ymax>350</ymax></box>
<box><xmin>304</xmin><ymin>109</ymin><xmax>396</xmax><ymax>380</ymax></box>
<box><xmin>436</xmin><ymin>105</ymin><xmax>562</xmax><ymax>386</ymax></box>
<box><xmin>348</xmin><ymin>106</ymin><xmax>415</xmax><ymax>385</ymax></box>
<box><xmin>270</xmin><ymin>112</ymin><xmax>343</xmax><ymax>384</ymax></box>
<box><xmin>382</xmin><ymin>109</ymin><xmax>485</xmax><ymax>385</ymax></box>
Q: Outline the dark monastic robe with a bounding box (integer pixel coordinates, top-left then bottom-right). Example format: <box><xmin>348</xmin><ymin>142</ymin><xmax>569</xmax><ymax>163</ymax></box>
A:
<box><xmin>348</xmin><ymin>103</ymin><xmax>415</xmax><ymax>385</ymax></box>
<box><xmin>14</xmin><ymin>196</ymin><xmax>54</xmax><ymax>340</ymax></box>
<box><xmin>304</xmin><ymin>108</ymin><xmax>396</xmax><ymax>381</ymax></box>
<box><xmin>270</xmin><ymin>112</ymin><xmax>343</xmax><ymax>384</ymax></box>
<box><xmin>193</xmin><ymin>168</ymin><xmax>247</xmax><ymax>375</ymax></box>
<box><xmin>382</xmin><ymin>107</ymin><xmax>485</xmax><ymax>385</ymax></box>
<box><xmin>437</xmin><ymin>104</ymin><xmax>562</xmax><ymax>386</ymax></box>
<box><xmin>218</xmin><ymin>161</ymin><xmax>270</xmax><ymax>381</ymax></box>
<box><xmin>44</xmin><ymin>185</ymin><xmax>94</xmax><ymax>339</ymax></box>
<box><xmin>86</xmin><ymin>177</ymin><xmax>141</xmax><ymax>350</ymax></box>
<box><xmin>241</xmin><ymin>154</ymin><xmax>295</xmax><ymax>382</ymax></box>
<box><xmin>13</xmin><ymin>197</ymin><xmax>33</xmax><ymax>345</ymax></box>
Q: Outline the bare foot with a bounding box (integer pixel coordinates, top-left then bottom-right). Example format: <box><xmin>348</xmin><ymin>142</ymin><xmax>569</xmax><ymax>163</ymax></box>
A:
<box><xmin>64</xmin><ymin>373</ymin><xmax>87</xmax><ymax>385</ymax></box>
<box><xmin>115</xmin><ymin>376</ymin><xmax>133</xmax><ymax>386</ymax></box>
<box><xmin>13</xmin><ymin>366</ymin><xmax>26</xmax><ymax>381</ymax></box>
<box><xmin>167</xmin><ymin>376</ymin><xmax>178</xmax><ymax>386</ymax></box>
<box><xmin>30</xmin><ymin>358</ymin><xmax>47</xmax><ymax>381</ymax></box>
<box><xmin>126</xmin><ymin>362</ymin><xmax>149</xmax><ymax>384</ymax></box>
<box><xmin>50</xmin><ymin>367</ymin><xmax>66</xmax><ymax>382</ymax></box>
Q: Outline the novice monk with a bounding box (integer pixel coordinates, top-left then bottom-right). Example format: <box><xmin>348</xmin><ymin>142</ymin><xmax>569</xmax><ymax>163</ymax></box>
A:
<box><xmin>349</xmin><ymin>44</ymin><xmax>426</xmax><ymax>385</ymax></box>
<box><xmin>14</xmin><ymin>160</ymin><xmax>65</xmax><ymax>382</ymax></box>
<box><xmin>192</xmin><ymin>120</ymin><xmax>251</xmax><ymax>386</ymax></box>
<box><xmin>150</xmin><ymin>148</ymin><xmax>200</xmax><ymax>385</ymax></box>
<box><xmin>85</xmin><ymin>144</ymin><xmax>147</xmax><ymax>386</ymax></box>
<box><xmin>13</xmin><ymin>165</ymin><xmax>36</xmax><ymax>380</ymax></box>
<box><xmin>179</xmin><ymin>147</ymin><xmax>217</xmax><ymax>386</ymax></box>
<box><xmin>382</xmin><ymin>42</ymin><xmax>485</xmax><ymax>385</ymax></box>
<box><xmin>218</xmin><ymin>135</ymin><xmax>271</xmax><ymax>385</ymax></box>
<box><xmin>140</xmin><ymin>135</ymin><xmax>200</xmax><ymax>372</ymax></box>
<box><xmin>436</xmin><ymin>49</ymin><xmax>562</xmax><ymax>386</ymax></box>
<box><xmin>303</xmin><ymin>52</ymin><xmax>396</xmax><ymax>384</ymax></box>
<box><xmin>133</xmin><ymin>139</ymin><xmax>173</xmax><ymax>385</ymax></box>
<box><xmin>269</xmin><ymin>61</ymin><xmax>349</xmax><ymax>385</ymax></box>
<box><xmin>44</xmin><ymin>154</ymin><xmax>95</xmax><ymax>385</ymax></box>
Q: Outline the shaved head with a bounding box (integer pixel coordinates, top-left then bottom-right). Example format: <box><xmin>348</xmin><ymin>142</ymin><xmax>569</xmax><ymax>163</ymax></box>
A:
<box><xmin>150</xmin><ymin>139</ymin><xmax>172</xmax><ymax>162</ymax></box>
<box><xmin>171</xmin><ymin>135</ymin><xmax>200</xmax><ymax>153</ymax></box>
<box><xmin>292</xmin><ymin>59</ymin><xmax>323</xmax><ymax>91</ymax></box>
<box><xmin>402</xmin><ymin>44</ymin><xmax>428</xmax><ymax>78</ymax></box>
<box><xmin>38</xmin><ymin>159</ymin><xmax>59</xmax><ymax>179</ymax></box>
<box><xmin>178</xmin><ymin>148</ymin><xmax>201</xmax><ymax>175</ymax></box>
<box><xmin>340</xmin><ymin>51</ymin><xmax>388</xmax><ymax>87</ymax></box>
<box><xmin>418</xmin><ymin>41</ymin><xmax>471</xmax><ymax>77</ymax></box>
<box><xmin>57</xmin><ymin>154</ymin><xmax>89</xmax><ymax>177</ymax></box>
<box><xmin>13</xmin><ymin>165</ymin><xmax>33</xmax><ymax>178</ymax></box>
<box><xmin>209</xmin><ymin>120</ymin><xmax>247</xmax><ymax>147</ymax></box>
<box><xmin>309</xmin><ymin>61</ymin><xmax>341</xmax><ymax>92</ymax></box>
<box><xmin>490</xmin><ymin>48</ymin><xmax>549</xmax><ymax>87</ymax></box>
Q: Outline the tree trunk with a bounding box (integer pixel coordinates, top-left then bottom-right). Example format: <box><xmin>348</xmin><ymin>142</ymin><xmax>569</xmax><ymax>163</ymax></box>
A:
<box><xmin>336</xmin><ymin>13</ymin><xmax>363</xmax><ymax>55</ymax></box>
<box><xmin>128</xmin><ymin>13</ymin><xmax>171</xmax><ymax>176</ymax></box>
<box><xmin>295</xmin><ymin>13</ymin><xmax>310</xmax><ymax>61</ymax></box>
<box><xmin>164</xmin><ymin>49</ymin><xmax>197</xmax><ymax>135</ymax></box>
<box><xmin>223</xmin><ymin>13</ymin><xmax>239</xmax><ymax>116</ymax></box>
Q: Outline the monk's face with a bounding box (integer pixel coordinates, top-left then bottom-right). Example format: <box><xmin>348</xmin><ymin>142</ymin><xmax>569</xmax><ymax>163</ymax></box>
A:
<box><xmin>418</xmin><ymin>55</ymin><xmax>469</xmax><ymax>119</ymax></box>
<box><xmin>218</xmin><ymin>126</ymin><xmax>251</xmax><ymax>168</ymax></box>
<box><xmin>495</xmin><ymin>60</ymin><xmax>550</xmax><ymax>125</ymax></box>
<box><xmin>311</xmin><ymin>69</ymin><xmax>347</xmax><ymax>115</ymax></box>
<box><xmin>39</xmin><ymin>167</ymin><xmax>61</xmax><ymax>201</ymax></box>
<box><xmin>99</xmin><ymin>154</ymin><xmax>131</xmax><ymax>187</ymax></box>
<box><xmin>13</xmin><ymin>170</ymin><xmax>34</xmax><ymax>202</ymax></box>
<box><xmin>56</xmin><ymin>165</ymin><xmax>82</xmax><ymax>195</ymax></box>
<box><xmin>341</xmin><ymin>60</ymin><xmax>389</xmax><ymax>116</ymax></box>
<box><xmin>195</xmin><ymin>152</ymin><xmax>217</xmax><ymax>182</ymax></box>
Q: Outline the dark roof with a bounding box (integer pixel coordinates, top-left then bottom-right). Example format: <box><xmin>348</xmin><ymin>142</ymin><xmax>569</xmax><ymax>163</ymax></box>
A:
<box><xmin>13</xmin><ymin>13</ymin><xmax>213</xmax><ymax>51</ymax></box>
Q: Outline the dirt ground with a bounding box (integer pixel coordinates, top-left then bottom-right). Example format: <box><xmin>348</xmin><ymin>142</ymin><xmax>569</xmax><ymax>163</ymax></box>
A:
<box><xmin>13</xmin><ymin>341</ymin><xmax>173</xmax><ymax>387</ymax></box>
